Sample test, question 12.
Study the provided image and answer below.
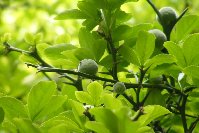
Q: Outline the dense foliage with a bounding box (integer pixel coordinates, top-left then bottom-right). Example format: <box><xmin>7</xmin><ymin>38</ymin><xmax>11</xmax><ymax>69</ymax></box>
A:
<box><xmin>1</xmin><ymin>0</ymin><xmax>199</xmax><ymax>132</ymax></box>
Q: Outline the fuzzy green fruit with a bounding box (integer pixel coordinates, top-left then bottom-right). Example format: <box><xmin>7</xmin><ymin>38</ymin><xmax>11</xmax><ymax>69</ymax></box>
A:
<box><xmin>157</xmin><ymin>7</ymin><xmax>178</xmax><ymax>27</ymax></box>
<box><xmin>148</xmin><ymin>29</ymin><xmax>167</xmax><ymax>50</ymax></box>
<box><xmin>113</xmin><ymin>82</ymin><xmax>126</xmax><ymax>94</ymax></box>
<box><xmin>78</xmin><ymin>59</ymin><xmax>98</xmax><ymax>75</ymax></box>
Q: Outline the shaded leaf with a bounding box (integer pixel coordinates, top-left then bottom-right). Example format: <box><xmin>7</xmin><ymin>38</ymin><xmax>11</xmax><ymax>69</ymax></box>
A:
<box><xmin>118</xmin><ymin>45</ymin><xmax>140</xmax><ymax>66</ymax></box>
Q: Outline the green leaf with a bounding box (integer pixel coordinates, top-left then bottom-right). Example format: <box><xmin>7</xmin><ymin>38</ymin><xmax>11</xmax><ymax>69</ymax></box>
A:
<box><xmin>77</xmin><ymin>1</ymin><xmax>98</xmax><ymax>18</ymax></box>
<box><xmin>79</xmin><ymin>28</ymin><xmax>94</xmax><ymax>48</ymax></box>
<box><xmin>74</xmin><ymin>48</ymin><xmax>95</xmax><ymax>61</ymax></box>
<box><xmin>137</xmin><ymin>126</ymin><xmax>154</xmax><ymax>133</ymax></box>
<box><xmin>69</xmin><ymin>100</ymin><xmax>85</xmax><ymax>128</ymax></box>
<box><xmin>164</xmin><ymin>41</ymin><xmax>186</xmax><ymax>67</ymax></box>
<box><xmin>182</xmin><ymin>33</ymin><xmax>199</xmax><ymax>66</ymax></box>
<box><xmin>27</xmin><ymin>81</ymin><xmax>56</xmax><ymax>121</ymax></box>
<box><xmin>102</xmin><ymin>94</ymin><xmax>123</xmax><ymax>110</ymax></box>
<box><xmin>13</xmin><ymin>118</ymin><xmax>41</xmax><ymax>133</ymax></box>
<box><xmin>24</xmin><ymin>32</ymin><xmax>34</xmax><ymax>44</ymax></box>
<box><xmin>41</xmin><ymin>116</ymin><xmax>83</xmax><ymax>133</ymax></box>
<box><xmin>171</xmin><ymin>15</ymin><xmax>199</xmax><ymax>42</ymax></box>
<box><xmin>0</xmin><ymin>107</ymin><xmax>4</xmax><ymax>124</ymax></box>
<box><xmin>85</xmin><ymin>121</ymin><xmax>110</xmax><ymax>133</ymax></box>
<box><xmin>118</xmin><ymin>45</ymin><xmax>140</xmax><ymax>66</ymax></box>
<box><xmin>138</xmin><ymin>105</ymin><xmax>170</xmax><ymax>126</ymax></box>
<box><xmin>87</xmin><ymin>81</ymin><xmax>103</xmax><ymax>105</ymax></box>
<box><xmin>135</xmin><ymin>31</ymin><xmax>155</xmax><ymax>65</ymax></box>
<box><xmin>99</xmin><ymin>55</ymin><xmax>113</xmax><ymax>69</ymax></box>
<box><xmin>115</xmin><ymin>10</ymin><xmax>132</xmax><ymax>24</ymax></box>
<box><xmin>145</xmin><ymin>54</ymin><xmax>176</xmax><ymax>68</ymax></box>
<box><xmin>183</xmin><ymin>66</ymin><xmax>199</xmax><ymax>80</ymax></box>
<box><xmin>34</xmin><ymin>95</ymin><xmax>67</xmax><ymax>121</ymax></box>
<box><xmin>75</xmin><ymin>91</ymin><xmax>93</xmax><ymax>105</ymax></box>
<box><xmin>112</xmin><ymin>23</ymin><xmax>152</xmax><ymax>42</ymax></box>
<box><xmin>90</xmin><ymin>108</ymin><xmax>119</xmax><ymax>133</ymax></box>
<box><xmin>55</xmin><ymin>9</ymin><xmax>88</xmax><ymax>20</ymax></box>
<box><xmin>92</xmin><ymin>39</ymin><xmax>106</xmax><ymax>62</ymax></box>
<box><xmin>0</xmin><ymin>96</ymin><xmax>28</xmax><ymax>120</ymax></box>
<box><xmin>45</xmin><ymin>44</ymin><xmax>76</xmax><ymax>60</ymax></box>
<box><xmin>188</xmin><ymin>100</ymin><xmax>199</xmax><ymax>115</ymax></box>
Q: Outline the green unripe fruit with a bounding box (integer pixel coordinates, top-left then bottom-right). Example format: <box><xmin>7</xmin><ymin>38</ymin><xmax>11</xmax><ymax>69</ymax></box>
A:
<box><xmin>78</xmin><ymin>59</ymin><xmax>98</xmax><ymax>75</ymax></box>
<box><xmin>157</xmin><ymin>7</ymin><xmax>178</xmax><ymax>27</ymax></box>
<box><xmin>148</xmin><ymin>29</ymin><xmax>167</xmax><ymax>50</ymax></box>
<box><xmin>113</xmin><ymin>82</ymin><xmax>126</xmax><ymax>94</ymax></box>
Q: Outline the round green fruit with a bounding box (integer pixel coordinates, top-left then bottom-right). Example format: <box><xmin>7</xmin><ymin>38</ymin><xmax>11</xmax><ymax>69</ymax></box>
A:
<box><xmin>113</xmin><ymin>82</ymin><xmax>126</xmax><ymax>94</ymax></box>
<box><xmin>78</xmin><ymin>59</ymin><xmax>98</xmax><ymax>75</ymax></box>
<box><xmin>148</xmin><ymin>29</ymin><xmax>167</xmax><ymax>50</ymax></box>
<box><xmin>157</xmin><ymin>7</ymin><xmax>178</xmax><ymax>27</ymax></box>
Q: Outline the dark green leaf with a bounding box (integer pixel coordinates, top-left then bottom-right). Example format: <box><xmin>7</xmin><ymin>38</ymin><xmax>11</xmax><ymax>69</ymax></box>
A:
<box><xmin>0</xmin><ymin>107</ymin><xmax>5</xmax><ymax>124</ymax></box>
<box><xmin>118</xmin><ymin>45</ymin><xmax>140</xmax><ymax>66</ymax></box>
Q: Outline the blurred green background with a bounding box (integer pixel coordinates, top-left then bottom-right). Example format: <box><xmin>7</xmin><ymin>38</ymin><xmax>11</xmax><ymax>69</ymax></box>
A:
<box><xmin>0</xmin><ymin>0</ymin><xmax>199</xmax><ymax>99</ymax></box>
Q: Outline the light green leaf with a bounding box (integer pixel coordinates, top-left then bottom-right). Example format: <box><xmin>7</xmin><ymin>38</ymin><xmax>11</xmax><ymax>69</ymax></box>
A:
<box><xmin>69</xmin><ymin>100</ymin><xmax>85</xmax><ymax>128</ymax></box>
<box><xmin>24</xmin><ymin>32</ymin><xmax>34</xmax><ymax>44</ymax></box>
<box><xmin>171</xmin><ymin>15</ymin><xmax>199</xmax><ymax>42</ymax></box>
<box><xmin>164</xmin><ymin>41</ymin><xmax>186</xmax><ymax>67</ymax></box>
<box><xmin>55</xmin><ymin>9</ymin><xmax>88</xmax><ymax>20</ymax></box>
<box><xmin>118</xmin><ymin>45</ymin><xmax>140</xmax><ymax>66</ymax></box>
<box><xmin>41</xmin><ymin>116</ymin><xmax>83</xmax><ymax>133</ymax></box>
<box><xmin>85</xmin><ymin>121</ymin><xmax>110</xmax><ymax>133</ymax></box>
<box><xmin>75</xmin><ymin>91</ymin><xmax>93</xmax><ymax>105</ymax></box>
<box><xmin>34</xmin><ymin>95</ymin><xmax>67</xmax><ymax>121</ymax></box>
<box><xmin>45</xmin><ymin>44</ymin><xmax>76</xmax><ymax>60</ymax></box>
<box><xmin>183</xmin><ymin>66</ymin><xmax>199</xmax><ymax>79</ymax></box>
<box><xmin>136</xmin><ymin>31</ymin><xmax>155</xmax><ymax>65</ymax></box>
<box><xmin>138</xmin><ymin>105</ymin><xmax>170</xmax><ymax>126</ymax></box>
<box><xmin>27</xmin><ymin>81</ymin><xmax>56</xmax><ymax>121</ymax></box>
<box><xmin>102</xmin><ymin>94</ymin><xmax>123</xmax><ymax>110</ymax></box>
<box><xmin>137</xmin><ymin>126</ymin><xmax>154</xmax><ymax>133</ymax></box>
<box><xmin>90</xmin><ymin>108</ymin><xmax>119</xmax><ymax>133</ymax></box>
<box><xmin>87</xmin><ymin>81</ymin><xmax>103</xmax><ymax>105</ymax></box>
<box><xmin>182</xmin><ymin>33</ymin><xmax>199</xmax><ymax>66</ymax></box>
<box><xmin>13</xmin><ymin>118</ymin><xmax>41</xmax><ymax>133</ymax></box>
<box><xmin>145</xmin><ymin>54</ymin><xmax>176</xmax><ymax>68</ymax></box>
<box><xmin>0</xmin><ymin>96</ymin><xmax>28</xmax><ymax>120</ymax></box>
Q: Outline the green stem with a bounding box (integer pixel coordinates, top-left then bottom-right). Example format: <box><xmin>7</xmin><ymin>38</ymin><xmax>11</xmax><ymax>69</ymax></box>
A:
<box><xmin>100</xmin><ymin>9</ymin><xmax>118</xmax><ymax>81</ymax></box>
<box><xmin>5</xmin><ymin>43</ymin><xmax>76</xmax><ymax>83</ymax></box>
<box><xmin>179</xmin><ymin>95</ymin><xmax>188</xmax><ymax>133</ymax></box>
